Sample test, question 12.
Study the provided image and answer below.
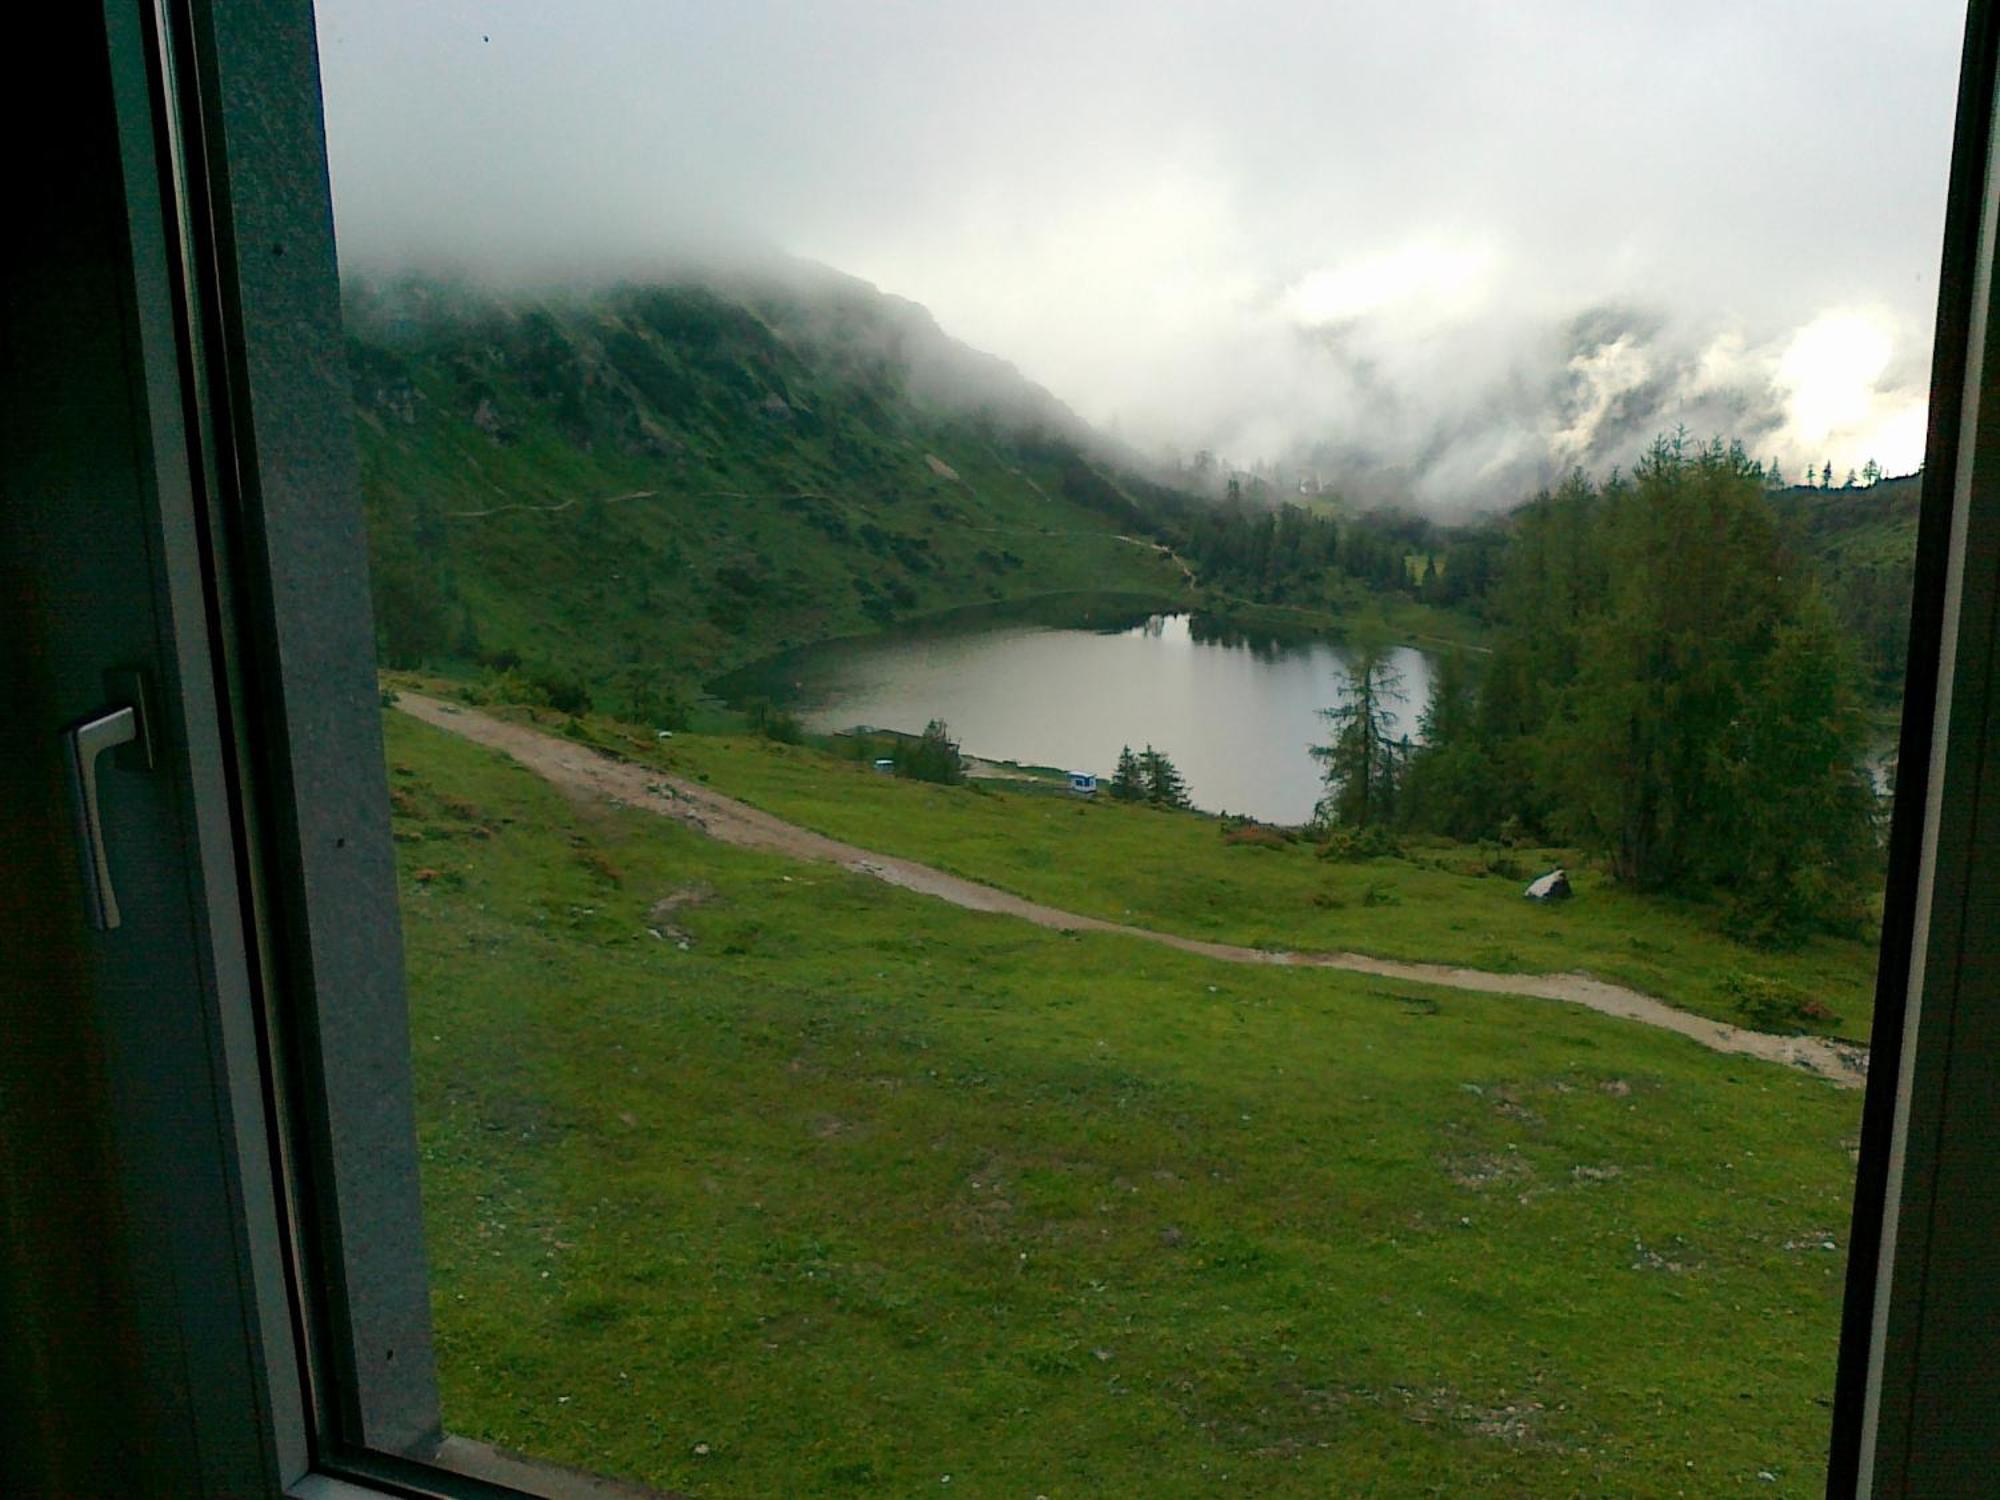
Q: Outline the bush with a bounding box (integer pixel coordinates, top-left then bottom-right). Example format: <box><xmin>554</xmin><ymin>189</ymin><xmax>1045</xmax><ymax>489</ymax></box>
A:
<box><xmin>745</xmin><ymin>698</ymin><xmax>805</xmax><ymax>744</ymax></box>
<box><xmin>1360</xmin><ymin>879</ymin><xmax>1402</xmax><ymax>907</ymax></box>
<box><xmin>1316</xmin><ymin>824</ymin><xmax>1402</xmax><ymax>861</ymax></box>
<box><xmin>1724</xmin><ymin>864</ymin><xmax>1875</xmax><ymax>949</ymax></box>
<box><xmin>534</xmin><ymin>670</ymin><xmax>592</xmax><ymax>717</ymax></box>
<box><xmin>1721</xmin><ymin>972</ymin><xmax>1840</xmax><ymax>1032</ymax></box>
<box><xmin>894</xmin><ymin>719</ymin><xmax>964</xmax><ymax>785</ymax></box>
<box><xmin>1222</xmin><ymin>820</ymin><xmax>1290</xmax><ymax>850</ymax></box>
<box><xmin>614</xmin><ymin>670</ymin><xmax>691</xmax><ymax>731</ymax></box>
<box><xmin>479</xmin><ymin>667</ymin><xmax>540</xmax><ymax>707</ymax></box>
<box><xmin>484</xmin><ymin>663</ymin><xmax>592</xmax><ymax>716</ymax></box>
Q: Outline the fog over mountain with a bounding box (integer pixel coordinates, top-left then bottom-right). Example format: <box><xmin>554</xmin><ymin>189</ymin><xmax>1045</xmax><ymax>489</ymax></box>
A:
<box><xmin>316</xmin><ymin>0</ymin><xmax>1962</xmax><ymax>513</ymax></box>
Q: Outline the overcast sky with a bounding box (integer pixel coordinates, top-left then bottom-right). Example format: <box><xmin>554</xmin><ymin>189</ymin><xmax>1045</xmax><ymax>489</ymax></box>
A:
<box><xmin>316</xmin><ymin>0</ymin><xmax>1966</xmax><ymax>511</ymax></box>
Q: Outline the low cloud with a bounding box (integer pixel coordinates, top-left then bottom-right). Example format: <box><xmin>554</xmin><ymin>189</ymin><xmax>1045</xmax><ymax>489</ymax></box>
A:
<box><xmin>316</xmin><ymin>0</ymin><xmax>1960</xmax><ymax>513</ymax></box>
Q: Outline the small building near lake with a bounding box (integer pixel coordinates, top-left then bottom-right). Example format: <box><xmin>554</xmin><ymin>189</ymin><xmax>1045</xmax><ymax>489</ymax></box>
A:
<box><xmin>1068</xmin><ymin>771</ymin><xmax>1098</xmax><ymax>796</ymax></box>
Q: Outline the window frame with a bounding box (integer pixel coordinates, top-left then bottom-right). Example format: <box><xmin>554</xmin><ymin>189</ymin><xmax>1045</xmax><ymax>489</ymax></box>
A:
<box><xmin>123</xmin><ymin>0</ymin><xmax>2000</xmax><ymax>1493</ymax></box>
<box><xmin>1833</xmin><ymin>3</ymin><xmax>2000</xmax><ymax>1491</ymax></box>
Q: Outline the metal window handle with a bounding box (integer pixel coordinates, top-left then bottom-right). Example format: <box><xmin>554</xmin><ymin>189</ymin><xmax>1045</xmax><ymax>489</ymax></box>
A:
<box><xmin>63</xmin><ymin>696</ymin><xmax>150</xmax><ymax>931</ymax></box>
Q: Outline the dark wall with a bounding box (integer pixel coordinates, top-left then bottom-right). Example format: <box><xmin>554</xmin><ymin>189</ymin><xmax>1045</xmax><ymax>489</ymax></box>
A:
<box><xmin>0</xmin><ymin>5</ymin><xmax>169</xmax><ymax>1489</ymax></box>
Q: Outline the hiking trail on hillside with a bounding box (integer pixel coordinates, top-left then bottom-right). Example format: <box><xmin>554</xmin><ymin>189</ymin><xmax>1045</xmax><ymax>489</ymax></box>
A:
<box><xmin>395</xmin><ymin>692</ymin><xmax>1869</xmax><ymax>1089</ymax></box>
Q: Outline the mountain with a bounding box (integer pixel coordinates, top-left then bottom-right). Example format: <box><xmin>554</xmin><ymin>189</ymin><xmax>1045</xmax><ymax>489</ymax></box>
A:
<box><xmin>344</xmin><ymin>263</ymin><xmax>1189</xmax><ymax>718</ymax></box>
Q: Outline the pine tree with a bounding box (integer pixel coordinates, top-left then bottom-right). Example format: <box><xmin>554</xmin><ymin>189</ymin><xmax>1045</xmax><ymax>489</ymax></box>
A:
<box><xmin>1311</xmin><ymin>646</ymin><xmax>1407</xmax><ymax>829</ymax></box>
<box><xmin>1823</xmin><ymin>460</ymin><xmax>1835</xmax><ymax>489</ymax></box>
<box><xmin>1728</xmin><ymin>585</ymin><xmax>1879</xmax><ymax>940</ymax></box>
<box><xmin>1110</xmin><ymin>745</ymin><xmax>1147</xmax><ymax>802</ymax></box>
<box><xmin>1139</xmin><ymin>746</ymin><xmax>1192</xmax><ymax>809</ymax></box>
<box><xmin>1862</xmin><ymin>458</ymin><xmax>1882</xmax><ymax>486</ymax></box>
<box><xmin>1398</xmin><ymin>649</ymin><xmax>1496</xmax><ymax>837</ymax></box>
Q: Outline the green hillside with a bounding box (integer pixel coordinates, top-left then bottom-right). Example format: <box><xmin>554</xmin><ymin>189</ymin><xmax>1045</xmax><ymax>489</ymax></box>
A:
<box><xmin>391</xmin><ymin>709</ymin><xmax>1858</xmax><ymax>1497</ymax></box>
<box><xmin>1768</xmin><ymin>473</ymin><xmax>1922</xmax><ymax>703</ymax></box>
<box><xmin>346</xmin><ymin>267</ymin><xmax>1190</xmax><ymax>718</ymax></box>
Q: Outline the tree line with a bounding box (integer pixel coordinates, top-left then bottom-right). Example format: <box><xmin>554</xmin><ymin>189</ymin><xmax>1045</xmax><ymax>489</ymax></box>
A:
<box><xmin>1170</xmin><ymin>499</ymin><xmax>1505</xmax><ymax>615</ymax></box>
<box><xmin>1315</xmin><ymin>437</ymin><xmax>1881</xmax><ymax>942</ymax></box>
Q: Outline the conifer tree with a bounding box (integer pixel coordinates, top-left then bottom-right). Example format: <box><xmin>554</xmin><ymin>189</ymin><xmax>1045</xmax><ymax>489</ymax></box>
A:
<box><xmin>1110</xmin><ymin>745</ymin><xmax>1147</xmax><ymax>802</ymax></box>
<box><xmin>1398</xmin><ymin>649</ymin><xmax>1494</xmax><ymax>838</ymax></box>
<box><xmin>1311</xmin><ymin>646</ymin><xmax>1407</xmax><ymax>829</ymax></box>
<box><xmin>1139</xmin><ymin>746</ymin><xmax>1192</xmax><ymax>809</ymax></box>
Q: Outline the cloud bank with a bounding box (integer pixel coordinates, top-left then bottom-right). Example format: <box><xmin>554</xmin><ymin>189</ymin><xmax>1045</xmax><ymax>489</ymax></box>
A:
<box><xmin>315</xmin><ymin>0</ymin><xmax>1961</xmax><ymax>511</ymax></box>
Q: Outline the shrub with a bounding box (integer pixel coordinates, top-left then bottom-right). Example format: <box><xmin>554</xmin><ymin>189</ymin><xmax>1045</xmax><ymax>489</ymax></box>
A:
<box><xmin>484</xmin><ymin>663</ymin><xmax>592</xmax><ymax>716</ymax></box>
<box><xmin>1361</xmin><ymin>879</ymin><xmax>1402</xmax><ymax>907</ymax></box>
<box><xmin>745</xmin><ymin>698</ymin><xmax>805</xmax><ymax>744</ymax></box>
<box><xmin>1721</xmin><ymin>972</ymin><xmax>1840</xmax><ymax>1032</ymax></box>
<box><xmin>1316</xmin><ymin>824</ymin><xmax>1402</xmax><ymax>861</ymax></box>
<box><xmin>534</xmin><ymin>670</ymin><xmax>592</xmax><ymax>717</ymax></box>
<box><xmin>1222</xmin><ymin>821</ymin><xmax>1290</xmax><ymax>850</ymax></box>
<box><xmin>894</xmin><ymin>719</ymin><xmax>964</xmax><ymax>785</ymax></box>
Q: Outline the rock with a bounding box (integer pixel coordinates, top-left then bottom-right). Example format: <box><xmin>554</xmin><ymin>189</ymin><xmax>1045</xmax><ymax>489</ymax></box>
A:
<box><xmin>1524</xmin><ymin>867</ymin><xmax>1572</xmax><ymax>901</ymax></box>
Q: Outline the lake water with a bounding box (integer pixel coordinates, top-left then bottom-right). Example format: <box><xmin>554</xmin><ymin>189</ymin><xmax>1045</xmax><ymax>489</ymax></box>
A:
<box><xmin>731</xmin><ymin>610</ymin><xmax>1434</xmax><ymax>825</ymax></box>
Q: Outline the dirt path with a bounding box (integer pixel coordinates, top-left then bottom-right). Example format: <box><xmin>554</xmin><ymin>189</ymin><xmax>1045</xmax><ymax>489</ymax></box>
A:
<box><xmin>395</xmin><ymin>693</ymin><xmax>1868</xmax><ymax>1089</ymax></box>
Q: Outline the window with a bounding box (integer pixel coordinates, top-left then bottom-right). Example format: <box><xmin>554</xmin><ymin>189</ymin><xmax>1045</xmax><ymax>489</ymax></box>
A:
<box><xmin>3</xmin><ymin>2</ymin><xmax>1998</xmax><ymax>1497</ymax></box>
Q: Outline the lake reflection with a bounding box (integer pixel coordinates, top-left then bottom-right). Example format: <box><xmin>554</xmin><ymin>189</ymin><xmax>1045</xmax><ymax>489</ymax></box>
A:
<box><xmin>760</xmin><ymin>613</ymin><xmax>1433</xmax><ymax>825</ymax></box>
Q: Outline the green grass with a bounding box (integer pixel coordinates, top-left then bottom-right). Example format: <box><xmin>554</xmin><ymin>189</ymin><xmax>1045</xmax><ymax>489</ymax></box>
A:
<box><xmin>390</xmin><ymin>711</ymin><xmax>1860</xmax><ymax>1497</ymax></box>
<box><xmin>494</xmin><ymin>706</ymin><xmax>1880</xmax><ymax>1045</ymax></box>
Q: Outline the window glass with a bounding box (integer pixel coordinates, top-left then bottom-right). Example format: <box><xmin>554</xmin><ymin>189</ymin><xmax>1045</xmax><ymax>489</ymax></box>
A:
<box><xmin>313</xmin><ymin>3</ymin><xmax>1960</xmax><ymax>1492</ymax></box>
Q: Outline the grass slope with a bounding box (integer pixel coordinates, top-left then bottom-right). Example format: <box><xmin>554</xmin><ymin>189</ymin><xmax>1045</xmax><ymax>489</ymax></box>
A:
<box><xmin>481</xmin><ymin>702</ymin><xmax>1878</xmax><ymax>1044</ymax></box>
<box><xmin>390</xmin><ymin>711</ymin><xmax>1858</xmax><ymax>1497</ymax></box>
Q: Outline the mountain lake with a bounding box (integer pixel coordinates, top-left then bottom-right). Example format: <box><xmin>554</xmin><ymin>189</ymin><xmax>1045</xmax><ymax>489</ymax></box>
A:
<box><xmin>721</xmin><ymin>603</ymin><xmax>1436</xmax><ymax>826</ymax></box>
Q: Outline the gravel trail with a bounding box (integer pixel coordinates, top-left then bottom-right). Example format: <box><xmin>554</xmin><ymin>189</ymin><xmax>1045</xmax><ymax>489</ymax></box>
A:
<box><xmin>396</xmin><ymin>692</ymin><xmax>1868</xmax><ymax>1089</ymax></box>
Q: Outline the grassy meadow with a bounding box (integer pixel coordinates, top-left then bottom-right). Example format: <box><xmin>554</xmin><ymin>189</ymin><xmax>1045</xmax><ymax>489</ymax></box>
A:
<box><xmin>456</xmin><ymin>698</ymin><xmax>1881</xmax><ymax>1046</ymax></box>
<box><xmin>389</xmin><ymin>710</ymin><xmax>1863</xmax><ymax>1497</ymax></box>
